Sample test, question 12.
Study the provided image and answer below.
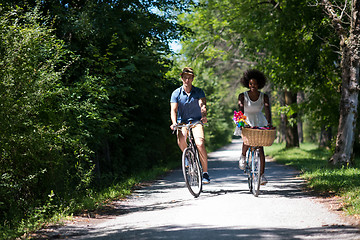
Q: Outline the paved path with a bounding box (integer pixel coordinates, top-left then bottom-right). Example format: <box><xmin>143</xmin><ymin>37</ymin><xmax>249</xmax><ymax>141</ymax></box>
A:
<box><xmin>45</xmin><ymin>139</ymin><xmax>360</xmax><ymax>239</ymax></box>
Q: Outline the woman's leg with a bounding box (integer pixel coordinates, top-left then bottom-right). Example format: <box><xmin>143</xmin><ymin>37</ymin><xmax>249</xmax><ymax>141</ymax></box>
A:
<box><xmin>259</xmin><ymin>147</ymin><xmax>265</xmax><ymax>175</ymax></box>
<box><xmin>239</xmin><ymin>143</ymin><xmax>249</xmax><ymax>169</ymax></box>
<box><xmin>242</xmin><ymin>143</ymin><xmax>249</xmax><ymax>156</ymax></box>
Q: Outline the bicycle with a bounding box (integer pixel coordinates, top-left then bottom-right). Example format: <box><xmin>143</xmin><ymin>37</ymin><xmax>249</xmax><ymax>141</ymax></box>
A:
<box><xmin>241</xmin><ymin>127</ymin><xmax>276</xmax><ymax>197</ymax></box>
<box><xmin>174</xmin><ymin>121</ymin><xmax>203</xmax><ymax>198</ymax></box>
<box><xmin>244</xmin><ymin>146</ymin><xmax>261</xmax><ymax>197</ymax></box>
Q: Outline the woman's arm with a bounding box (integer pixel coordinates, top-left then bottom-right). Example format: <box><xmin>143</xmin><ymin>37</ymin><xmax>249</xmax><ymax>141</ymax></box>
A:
<box><xmin>264</xmin><ymin>93</ymin><xmax>272</xmax><ymax>125</ymax></box>
<box><xmin>238</xmin><ymin>93</ymin><xmax>244</xmax><ymax>113</ymax></box>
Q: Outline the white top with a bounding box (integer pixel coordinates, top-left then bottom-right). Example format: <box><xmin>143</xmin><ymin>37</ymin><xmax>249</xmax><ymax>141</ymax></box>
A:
<box><xmin>243</xmin><ymin>91</ymin><xmax>268</xmax><ymax>127</ymax></box>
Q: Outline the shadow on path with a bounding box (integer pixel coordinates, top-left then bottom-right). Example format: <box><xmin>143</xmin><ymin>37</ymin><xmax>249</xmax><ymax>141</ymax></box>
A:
<box><xmin>43</xmin><ymin>223</ymin><xmax>360</xmax><ymax>240</ymax></box>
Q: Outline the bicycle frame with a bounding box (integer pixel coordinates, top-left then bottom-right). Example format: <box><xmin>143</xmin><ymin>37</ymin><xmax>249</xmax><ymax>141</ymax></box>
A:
<box><xmin>177</xmin><ymin>121</ymin><xmax>202</xmax><ymax>164</ymax></box>
<box><xmin>175</xmin><ymin>121</ymin><xmax>203</xmax><ymax>197</ymax></box>
<box><xmin>188</xmin><ymin>126</ymin><xmax>203</xmax><ymax>174</ymax></box>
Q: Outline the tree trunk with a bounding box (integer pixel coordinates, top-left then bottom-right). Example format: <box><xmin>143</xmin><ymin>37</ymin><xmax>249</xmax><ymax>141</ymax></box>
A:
<box><xmin>297</xmin><ymin>92</ymin><xmax>304</xmax><ymax>143</ymax></box>
<box><xmin>319</xmin><ymin>126</ymin><xmax>332</xmax><ymax>148</ymax></box>
<box><xmin>330</xmin><ymin>0</ymin><xmax>360</xmax><ymax>165</ymax></box>
<box><xmin>284</xmin><ymin>89</ymin><xmax>299</xmax><ymax>148</ymax></box>
<box><xmin>278</xmin><ymin>88</ymin><xmax>286</xmax><ymax>143</ymax></box>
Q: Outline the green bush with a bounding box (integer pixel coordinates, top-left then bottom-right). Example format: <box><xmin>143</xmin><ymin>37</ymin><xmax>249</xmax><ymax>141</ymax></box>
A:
<box><xmin>0</xmin><ymin>6</ymin><xmax>93</xmax><ymax>236</ymax></box>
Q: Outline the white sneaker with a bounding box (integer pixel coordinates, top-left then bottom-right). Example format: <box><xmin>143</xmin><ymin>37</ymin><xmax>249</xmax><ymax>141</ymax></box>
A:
<box><xmin>239</xmin><ymin>155</ymin><xmax>246</xmax><ymax>170</ymax></box>
<box><xmin>261</xmin><ymin>175</ymin><xmax>268</xmax><ymax>185</ymax></box>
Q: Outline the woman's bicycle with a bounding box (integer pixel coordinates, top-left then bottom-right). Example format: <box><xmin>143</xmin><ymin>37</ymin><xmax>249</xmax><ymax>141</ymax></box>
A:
<box><xmin>174</xmin><ymin>121</ymin><xmax>203</xmax><ymax>198</ymax></box>
<box><xmin>241</xmin><ymin>127</ymin><xmax>276</xmax><ymax>197</ymax></box>
<box><xmin>244</xmin><ymin>146</ymin><xmax>261</xmax><ymax>197</ymax></box>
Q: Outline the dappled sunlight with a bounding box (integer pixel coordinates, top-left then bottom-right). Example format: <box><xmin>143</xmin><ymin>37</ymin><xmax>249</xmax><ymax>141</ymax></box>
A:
<box><xmin>44</xmin><ymin>222</ymin><xmax>359</xmax><ymax>239</ymax></box>
<box><xmin>37</xmin><ymin>139</ymin><xmax>360</xmax><ymax>239</ymax></box>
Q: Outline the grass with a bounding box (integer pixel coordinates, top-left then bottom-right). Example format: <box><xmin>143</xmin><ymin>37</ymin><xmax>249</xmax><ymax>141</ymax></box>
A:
<box><xmin>5</xmin><ymin>160</ymin><xmax>180</xmax><ymax>240</ymax></box>
<box><xmin>266</xmin><ymin>142</ymin><xmax>360</xmax><ymax>216</ymax></box>
<box><xmin>10</xmin><ymin>142</ymin><xmax>360</xmax><ymax>239</ymax></box>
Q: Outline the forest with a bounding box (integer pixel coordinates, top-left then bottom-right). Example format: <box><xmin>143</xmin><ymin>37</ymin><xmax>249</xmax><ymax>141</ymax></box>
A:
<box><xmin>1</xmin><ymin>0</ymin><xmax>359</xmax><ymax>238</ymax></box>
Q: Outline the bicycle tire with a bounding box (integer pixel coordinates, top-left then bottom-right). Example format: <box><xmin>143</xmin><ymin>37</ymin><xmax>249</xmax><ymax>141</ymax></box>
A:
<box><xmin>182</xmin><ymin>147</ymin><xmax>202</xmax><ymax>197</ymax></box>
<box><xmin>251</xmin><ymin>149</ymin><xmax>261</xmax><ymax>197</ymax></box>
<box><xmin>246</xmin><ymin>152</ymin><xmax>252</xmax><ymax>193</ymax></box>
<box><xmin>247</xmin><ymin>175</ymin><xmax>252</xmax><ymax>193</ymax></box>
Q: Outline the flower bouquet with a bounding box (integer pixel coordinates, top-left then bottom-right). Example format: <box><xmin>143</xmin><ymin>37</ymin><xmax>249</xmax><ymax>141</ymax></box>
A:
<box><xmin>233</xmin><ymin>110</ymin><xmax>248</xmax><ymax>127</ymax></box>
<box><xmin>233</xmin><ymin>110</ymin><xmax>249</xmax><ymax>136</ymax></box>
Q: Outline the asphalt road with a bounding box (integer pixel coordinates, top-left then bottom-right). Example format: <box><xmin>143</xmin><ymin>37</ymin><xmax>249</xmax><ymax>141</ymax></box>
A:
<box><xmin>43</xmin><ymin>138</ymin><xmax>360</xmax><ymax>239</ymax></box>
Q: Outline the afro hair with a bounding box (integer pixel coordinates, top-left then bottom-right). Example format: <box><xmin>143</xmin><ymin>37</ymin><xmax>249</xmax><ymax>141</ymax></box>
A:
<box><xmin>240</xmin><ymin>69</ymin><xmax>267</xmax><ymax>89</ymax></box>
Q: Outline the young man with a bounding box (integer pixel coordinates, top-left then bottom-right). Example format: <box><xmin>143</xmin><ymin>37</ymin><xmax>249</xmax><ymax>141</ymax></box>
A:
<box><xmin>170</xmin><ymin>67</ymin><xmax>210</xmax><ymax>184</ymax></box>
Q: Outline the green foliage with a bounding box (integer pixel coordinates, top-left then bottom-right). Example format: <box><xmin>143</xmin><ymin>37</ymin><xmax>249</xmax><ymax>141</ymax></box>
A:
<box><xmin>36</xmin><ymin>0</ymin><xmax>194</xmax><ymax>181</ymax></box>
<box><xmin>267</xmin><ymin>143</ymin><xmax>332</xmax><ymax>172</ymax></box>
<box><xmin>224</xmin><ymin>0</ymin><xmax>341</xmax><ymax>124</ymax></box>
<box><xmin>0</xmin><ymin>0</ymin><xmax>196</xmax><ymax>238</ymax></box>
<box><xmin>176</xmin><ymin>1</ymin><xmax>249</xmax><ymax>150</ymax></box>
<box><xmin>178</xmin><ymin>0</ymin><xmax>344</xmax><ymax>148</ymax></box>
<box><xmin>267</xmin><ymin>143</ymin><xmax>360</xmax><ymax>216</ymax></box>
<box><xmin>0</xmin><ymin>5</ymin><xmax>94</xmax><ymax>237</ymax></box>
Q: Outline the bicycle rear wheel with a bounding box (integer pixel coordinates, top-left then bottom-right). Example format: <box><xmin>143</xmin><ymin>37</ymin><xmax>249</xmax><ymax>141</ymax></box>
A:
<box><xmin>182</xmin><ymin>147</ymin><xmax>202</xmax><ymax>197</ymax></box>
<box><xmin>251</xmin><ymin>149</ymin><xmax>261</xmax><ymax>197</ymax></box>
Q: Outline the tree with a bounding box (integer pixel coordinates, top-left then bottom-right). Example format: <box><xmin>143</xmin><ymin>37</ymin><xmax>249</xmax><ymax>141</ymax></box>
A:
<box><xmin>0</xmin><ymin>5</ymin><xmax>94</xmax><ymax>229</ymax></box>
<box><xmin>0</xmin><ymin>0</ymin><xmax>198</xmax><ymax>235</ymax></box>
<box><xmin>284</xmin><ymin>90</ymin><xmax>300</xmax><ymax>147</ymax></box>
<box><xmin>176</xmin><ymin>2</ymin><xmax>252</xmax><ymax>149</ymax></box>
<box><xmin>180</xmin><ymin>0</ymin><xmax>341</xmax><ymax>148</ymax></box>
<box><xmin>29</xmin><ymin>0</ymin><xmax>197</xmax><ymax>179</ymax></box>
<box><xmin>321</xmin><ymin>0</ymin><xmax>360</xmax><ymax>165</ymax></box>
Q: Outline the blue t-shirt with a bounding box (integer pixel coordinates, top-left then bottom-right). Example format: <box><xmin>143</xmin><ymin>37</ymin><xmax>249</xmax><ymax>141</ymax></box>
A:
<box><xmin>170</xmin><ymin>86</ymin><xmax>205</xmax><ymax>123</ymax></box>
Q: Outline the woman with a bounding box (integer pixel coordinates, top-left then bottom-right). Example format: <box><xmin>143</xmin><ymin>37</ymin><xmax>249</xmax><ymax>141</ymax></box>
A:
<box><xmin>238</xmin><ymin>69</ymin><xmax>272</xmax><ymax>185</ymax></box>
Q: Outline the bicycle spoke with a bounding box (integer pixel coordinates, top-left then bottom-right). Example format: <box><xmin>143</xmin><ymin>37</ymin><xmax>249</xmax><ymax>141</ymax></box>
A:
<box><xmin>182</xmin><ymin>148</ymin><xmax>202</xmax><ymax>197</ymax></box>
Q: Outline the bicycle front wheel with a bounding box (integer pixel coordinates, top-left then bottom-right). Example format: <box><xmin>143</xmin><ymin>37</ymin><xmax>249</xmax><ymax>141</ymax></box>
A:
<box><xmin>182</xmin><ymin>147</ymin><xmax>202</xmax><ymax>197</ymax></box>
<box><xmin>251</xmin><ymin>150</ymin><xmax>261</xmax><ymax>197</ymax></box>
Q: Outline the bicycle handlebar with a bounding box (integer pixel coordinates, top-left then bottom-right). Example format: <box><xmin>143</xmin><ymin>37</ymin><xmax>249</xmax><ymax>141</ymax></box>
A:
<box><xmin>172</xmin><ymin>121</ymin><xmax>204</xmax><ymax>134</ymax></box>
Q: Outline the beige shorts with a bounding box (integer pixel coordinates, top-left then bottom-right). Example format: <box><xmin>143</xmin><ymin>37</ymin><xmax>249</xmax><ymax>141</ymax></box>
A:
<box><xmin>177</xmin><ymin>123</ymin><xmax>205</xmax><ymax>140</ymax></box>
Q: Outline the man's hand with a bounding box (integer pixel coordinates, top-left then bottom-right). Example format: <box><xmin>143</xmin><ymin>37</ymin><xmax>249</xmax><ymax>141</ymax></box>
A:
<box><xmin>170</xmin><ymin>123</ymin><xmax>177</xmax><ymax>131</ymax></box>
<box><xmin>201</xmin><ymin>117</ymin><xmax>208</xmax><ymax>124</ymax></box>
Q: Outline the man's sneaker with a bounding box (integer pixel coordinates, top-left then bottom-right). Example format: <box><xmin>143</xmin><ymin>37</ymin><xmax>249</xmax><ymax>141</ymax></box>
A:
<box><xmin>202</xmin><ymin>172</ymin><xmax>210</xmax><ymax>184</ymax></box>
<box><xmin>239</xmin><ymin>155</ymin><xmax>246</xmax><ymax>170</ymax></box>
<box><xmin>260</xmin><ymin>174</ymin><xmax>268</xmax><ymax>185</ymax></box>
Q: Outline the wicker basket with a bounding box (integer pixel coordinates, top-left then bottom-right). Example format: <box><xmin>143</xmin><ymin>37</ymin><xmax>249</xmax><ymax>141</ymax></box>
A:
<box><xmin>241</xmin><ymin>128</ymin><xmax>276</xmax><ymax>146</ymax></box>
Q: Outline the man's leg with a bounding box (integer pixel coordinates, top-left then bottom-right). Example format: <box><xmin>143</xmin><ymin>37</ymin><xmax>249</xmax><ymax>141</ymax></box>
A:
<box><xmin>192</xmin><ymin>125</ymin><xmax>208</xmax><ymax>172</ymax></box>
<box><xmin>194</xmin><ymin>137</ymin><xmax>208</xmax><ymax>172</ymax></box>
<box><xmin>177</xmin><ymin>128</ymin><xmax>187</xmax><ymax>151</ymax></box>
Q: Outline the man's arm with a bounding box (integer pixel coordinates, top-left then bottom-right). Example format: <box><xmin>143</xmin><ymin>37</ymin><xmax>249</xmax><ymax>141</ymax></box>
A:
<box><xmin>199</xmin><ymin>97</ymin><xmax>207</xmax><ymax>123</ymax></box>
<box><xmin>170</xmin><ymin>102</ymin><xmax>178</xmax><ymax>130</ymax></box>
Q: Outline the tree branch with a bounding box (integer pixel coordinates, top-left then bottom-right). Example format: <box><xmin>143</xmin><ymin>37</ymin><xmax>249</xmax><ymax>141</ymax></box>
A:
<box><xmin>321</xmin><ymin>0</ymin><xmax>348</xmax><ymax>41</ymax></box>
<box><xmin>259</xmin><ymin>0</ymin><xmax>282</xmax><ymax>11</ymax></box>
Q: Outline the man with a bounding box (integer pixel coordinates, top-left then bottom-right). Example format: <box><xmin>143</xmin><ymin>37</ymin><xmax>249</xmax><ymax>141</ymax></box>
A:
<box><xmin>170</xmin><ymin>67</ymin><xmax>210</xmax><ymax>184</ymax></box>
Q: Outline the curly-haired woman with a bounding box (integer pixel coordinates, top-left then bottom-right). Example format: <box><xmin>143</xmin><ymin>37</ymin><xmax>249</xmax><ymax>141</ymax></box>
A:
<box><xmin>238</xmin><ymin>69</ymin><xmax>272</xmax><ymax>185</ymax></box>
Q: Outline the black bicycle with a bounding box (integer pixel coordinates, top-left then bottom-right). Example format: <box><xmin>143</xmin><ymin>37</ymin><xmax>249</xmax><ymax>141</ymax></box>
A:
<box><xmin>174</xmin><ymin>121</ymin><xmax>203</xmax><ymax>197</ymax></box>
